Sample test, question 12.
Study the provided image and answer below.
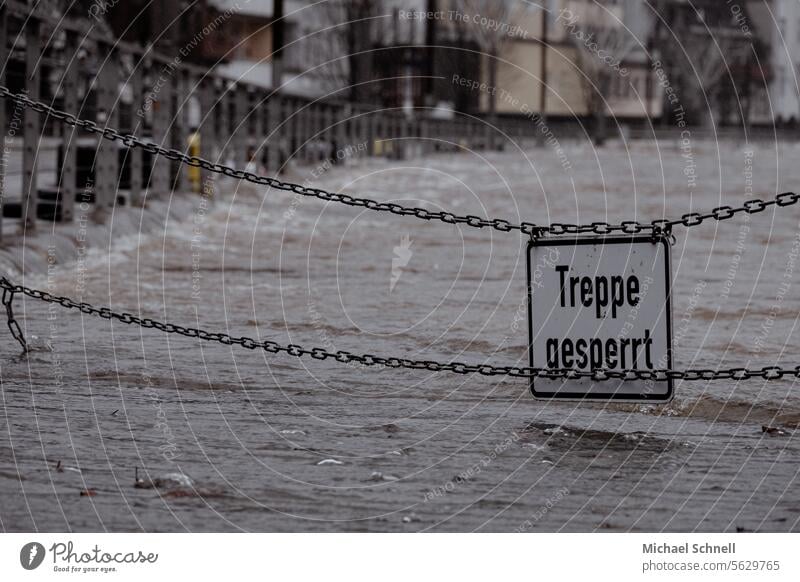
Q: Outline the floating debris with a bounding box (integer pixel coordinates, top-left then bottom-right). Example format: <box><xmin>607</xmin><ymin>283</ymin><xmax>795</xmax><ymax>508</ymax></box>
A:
<box><xmin>543</xmin><ymin>426</ymin><xmax>571</xmax><ymax>437</ymax></box>
<box><xmin>79</xmin><ymin>488</ymin><xmax>97</xmax><ymax>497</ymax></box>
<box><xmin>280</xmin><ymin>429</ymin><xmax>307</xmax><ymax>436</ymax></box>
<box><xmin>366</xmin><ymin>471</ymin><xmax>399</xmax><ymax>482</ymax></box>
<box><xmin>25</xmin><ymin>335</ymin><xmax>54</xmax><ymax>352</ymax></box>
<box><xmin>161</xmin><ymin>487</ymin><xmax>229</xmax><ymax>500</ymax></box>
<box><xmin>317</xmin><ymin>459</ymin><xmax>344</xmax><ymax>466</ymax></box>
<box><xmin>523</xmin><ymin>443</ymin><xmax>546</xmax><ymax>451</ymax></box>
<box><xmin>134</xmin><ymin>467</ymin><xmax>194</xmax><ymax>489</ymax></box>
<box><xmin>54</xmin><ymin>461</ymin><xmax>81</xmax><ymax>474</ymax></box>
<box><xmin>762</xmin><ymin>425</ymin><xmax>791</xmax><ymax>436</ymax></box>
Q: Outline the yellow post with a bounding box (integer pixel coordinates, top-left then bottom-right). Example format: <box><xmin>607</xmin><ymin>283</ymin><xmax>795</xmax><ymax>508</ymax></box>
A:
<box><xmin>187</xmin><ymin>131</ymin><xmax>201</xmax><ymax>193</ymax></box>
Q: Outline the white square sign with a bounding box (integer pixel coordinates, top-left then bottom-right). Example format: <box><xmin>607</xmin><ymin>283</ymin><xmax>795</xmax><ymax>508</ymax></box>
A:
<box><xmin>527</xmin><ymin>235</ymin><xmax>673</xmax><ymax>401</ymax></box>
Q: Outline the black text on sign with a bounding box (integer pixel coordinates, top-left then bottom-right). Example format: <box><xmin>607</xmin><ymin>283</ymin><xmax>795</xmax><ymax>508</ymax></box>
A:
<box><xmin>527</xmin><ymin>235</ymin><xmax>673</xmax><ymax>401</ymax></box>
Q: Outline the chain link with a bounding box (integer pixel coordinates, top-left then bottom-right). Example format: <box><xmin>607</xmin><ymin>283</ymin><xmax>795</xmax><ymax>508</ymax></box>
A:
<box><xmin>1</xmin><ymin>85</ymin><xmax>798</xmax><ymax>238</ymax></box>
<box><xmin>1</xmin><ymin>283</ymin><xmax>27</xmax><ymax>352</ymax></box>
<box><xmin>1</xmin><ymin>277</ymin><xmax>797</xmax><ymax>382</ymax></box>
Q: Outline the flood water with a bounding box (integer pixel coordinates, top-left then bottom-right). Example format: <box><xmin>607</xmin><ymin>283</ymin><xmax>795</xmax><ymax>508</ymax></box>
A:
<box><xmin>1</xmin><ymin>137</ymin><xmax>799</xmax><ymax>532</ymax></box>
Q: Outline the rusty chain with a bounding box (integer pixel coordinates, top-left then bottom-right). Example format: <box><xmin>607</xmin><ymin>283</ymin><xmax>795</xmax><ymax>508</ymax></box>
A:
<box><xmin>1</xmin><ymin>277</ymin><xmax>797</xmax><ymax>382</ymax></box>
<box><xmin>1</xmin><ymin>85</ymin><xmax>799</xmax><ymax>238</ymax></box>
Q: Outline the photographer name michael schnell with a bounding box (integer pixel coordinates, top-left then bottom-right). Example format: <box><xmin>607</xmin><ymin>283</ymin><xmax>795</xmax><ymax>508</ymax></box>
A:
<box><xmin>643</xmin><ymin>542</ymin><xmax>736</xmax><ymax>555</ymax></box>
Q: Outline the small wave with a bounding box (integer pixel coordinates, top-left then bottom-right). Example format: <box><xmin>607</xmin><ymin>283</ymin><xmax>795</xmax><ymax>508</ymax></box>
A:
<box><xmin>521</xmin><ymin>421</ymin><xmax>673</xmax><ymax>452</ymax></box>
<box><xmin>692</xmin><ymin>305</ymin><xmax>798</xmax><ymax>322</ymax></box>
<box><xmin>89</xmin><ymin>370</ymin><xmax>245</xmax><ymax>391</ymax></box>
<box><xmin>631</xmin><ymin>395</ymin><xmax>800</xmax><ymax>428</ymax></box>
<box><xmin>161</xmin><ymin>263</ymin><xmax>299</xmax><ymax>276</ymax></box>
<box><xmin>434</xmin><ymin>337</ymin><xmax>508</xmax><ymax>355</ymax></box>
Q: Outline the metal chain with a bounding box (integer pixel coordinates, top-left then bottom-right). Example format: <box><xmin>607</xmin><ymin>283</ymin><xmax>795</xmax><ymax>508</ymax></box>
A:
<box><xmin>1</xmin><ymin>85</ymin><xmax>798</xmax><ymax>237</ymax></box>
<box><xmin>1</xmin><ymin>284</ymin><xmax>28</xmax><ymax>352</ymax></box>
<box><xmin>1</xmin><ymin>277</ymin><xmax>797</xmax><ymax>382</ymax></box>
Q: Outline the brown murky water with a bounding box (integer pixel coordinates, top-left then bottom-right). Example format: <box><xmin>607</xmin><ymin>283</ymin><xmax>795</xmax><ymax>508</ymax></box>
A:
<box><xmin>1</xmin><ymin>138</ymin><xmax>799</xmax><ymax>532</ymax></box>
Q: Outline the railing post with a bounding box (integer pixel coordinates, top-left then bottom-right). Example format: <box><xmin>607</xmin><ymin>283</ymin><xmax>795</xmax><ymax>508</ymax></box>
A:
<box><xmin>150</xmin><ymin>59</ymin><xmax>171</xmax><ymax>196</ymax></box>
<box><xmin>95</xmin><ymin>42</ymin><xmax>119</xmax><ymax>210</ymax></box>
<box><xmin>220</xmin><ymin>82</ymin><xmax>232</xmax><ymax>165</ymax></box>
<box><xmin>361</xmin><ymin>107</ymin><xmax>370</xmax><ymax>156</ymax></box>
<box><xmin>129</xmin><ymin>57</ymin><xmax>144</xmax><ymax>206</ymax></box>
<box><xmin>289</xmin><ymin>98</ymin><xmax>300</xmax><ymax>161</ymax></box>
<box><xmin>255</xmin><ymin>90</ymin><xmax>267</xmax><ymax>170</ymax></box>
<box><xmin>265</xmin><ymin>92</ymin><xmax>279</xmax><ymax>171</ymax></box>
<box><xmin>321</xmin><ymin>103</ymin><xmax>330</xmax><ymax>160</ymax></box>
<box><xmin>198</xmin><ymin>75</ymin><xmax>217</xmax><ymax>192</ymax></box>
<box><xmin>336</xmin><ymin>102</ymin><xmax>347</xmax><ymax>161</ymax></box>
<box><xmin>234</xmin><ymin>83</ymin><xmax>248</xmax><ymax>169</ymax></box>
<box><xmin>22</xmin><ymin>16</ymin><xmax>41</xmax><ymax>231</ymax></box>
<box><xmin>283</xmin><ymin>96</ymin><xmax>294</xmax><ymax>168</ymax></box>
<box><xmin>59</xmin><ymin>30</ymin><xmax>80</xmax><ymax>222</ymax></box>
<box><xmin>0</xmin><ymin>4</ymin><xmax>7</xmax><ymax>241</ymax></box>
<box><xmin>250</xmin><ymin>87</ymin><xmax>261</xmax><ymax>169</ymax></box>
<box><xmin>198</xmin><ymin>75</ymin><xmax>217</xmax><ymax>169</ymax></box>
<box><xmin>308</xmin><ymin>102</ymin><xmax>323</xmax><ymax>163</ymax></box>
<box><xmin>303</xmin><ymin>102</ymin><xmax>311</xmax><ymax>163</ymax></box>
<box><xmin>309</xmin><ymin>101</ymin><xmax>318</xmax><ymax>162</ymax></box>
<box><xmin>172</xmin><ymin>68</ymin><xmax>189</xmax><ymax>193</ymax></box>
<box><xmin>366</xmin><ymin>109</ymin><xmax>375</xmax><ymax>156</ymax></box>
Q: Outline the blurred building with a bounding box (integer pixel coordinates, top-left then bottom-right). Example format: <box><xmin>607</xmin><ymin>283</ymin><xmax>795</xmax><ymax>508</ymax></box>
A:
<box><xmin>374</xmin><ymin>0</ymin><xmax>661</xmax><ymax>124</ymax></box>
<box><xmin>97</xmin><ymin>0</ymin><xmax>797</xmax><ymax>127</ymax></box>
<box><xmin>495</xmin><ymin>0</ymin><xmax>660</xmax><ymax>120</ymax></box>
<box><xmin>210</xmin><ymin>0</ymin><xmax>277</xmax><ymax>89</ymax></box>
<box><xmin>749</xmin><ymin>0</ymin><xmax>800</xmax><ymax>124</ymax></box>
<box><xmin>651</xmin><ymin>0</ymin><xmax>772</xmax><ymax>127</ymax></box>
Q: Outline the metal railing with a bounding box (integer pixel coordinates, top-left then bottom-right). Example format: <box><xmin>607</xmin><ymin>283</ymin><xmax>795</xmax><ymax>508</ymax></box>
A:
<box><xmin>0</xmin><ymin>1</ymin><xmax>532</xmax><ymax>241</ymax></box>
